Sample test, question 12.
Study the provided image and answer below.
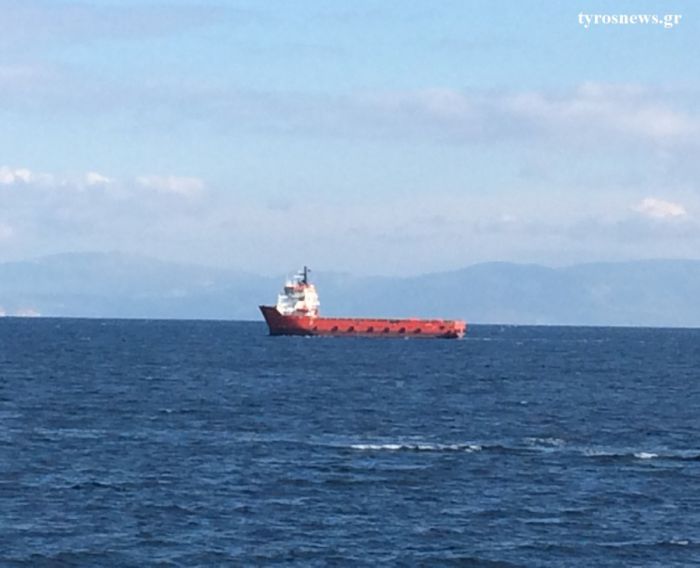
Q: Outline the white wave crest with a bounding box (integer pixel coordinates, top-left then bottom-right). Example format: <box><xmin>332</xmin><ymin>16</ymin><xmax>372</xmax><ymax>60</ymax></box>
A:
<box><xmin>350</xmin><ymin>443</ymin><xmax>482</xmax><ymax>453</ymax></box>
<box><xmin>633</xmin><ymin>452</ymin><xmax>658</xmax><ymax>459</ymax></box>
<box><xmin>583</xmin><ymin>448</ymin><xmax>659</xmax><ymax>460</ymax></box>
<box><xmin>524</xmin><ymin>437</ymin><xmax>565</xmax><ymax>447</ymax></box>
<box><xmin>582</xmin><ymin>448</ymin><xmax>615</xmax><ymax>457</ymax></box>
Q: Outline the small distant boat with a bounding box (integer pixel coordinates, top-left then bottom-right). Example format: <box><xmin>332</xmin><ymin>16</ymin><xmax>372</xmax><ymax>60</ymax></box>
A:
<box><xmin>259</xmin><ymin>267</ymin><xmax>466</xmax><ymax>339</ymax></box>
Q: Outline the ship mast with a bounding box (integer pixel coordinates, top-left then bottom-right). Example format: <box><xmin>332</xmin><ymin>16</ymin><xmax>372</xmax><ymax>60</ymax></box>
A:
<box><xmin>303</xmin><ymin>266</ymin><xmax>310</xmax><ymax>284</ymax></box>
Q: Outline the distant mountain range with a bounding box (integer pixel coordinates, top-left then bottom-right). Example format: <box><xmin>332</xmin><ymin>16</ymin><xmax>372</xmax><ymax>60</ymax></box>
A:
<box><xmin>1</xmin><ymin>253</ymin><xmax>700</xmax><ymax>327</ymax></box>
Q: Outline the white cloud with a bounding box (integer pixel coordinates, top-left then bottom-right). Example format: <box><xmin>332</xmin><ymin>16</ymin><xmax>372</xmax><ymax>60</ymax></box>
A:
<box><xmin>0</xmin><ymin>166</ymin><xmax>34</xmax><ymax>185</ymax></box>
<box><xmin>0</xmin><ymin>165</ymin><xmax>113</xmax><ymax>188</ymax></box>
<box><xmin>490</xmin><ymin>83</ymin><xmax>696</xmax><ymax>145</ymax></box>
<box><xmin>84</xmin><ymin>171</ymin><xmax>113</xmax><ymax>186</ymax></box>
<box><xmin>247</xmin><ymin>83</ymin><xmax>685</xmax><ymax>157</ymax></box>
<box><xmin>136</xmin><ymin>175</ymin><xmax>205</xmax><ymax>196</ymax></box>
<box><xmin>634</xmin><ymin>197</ymin><xmax>687</xmax><ymax>219</ymax></box>
<box><xmin>0</xmin><ymin>166</ymin><xmax>206</xmax><ymax>198</ymax></box>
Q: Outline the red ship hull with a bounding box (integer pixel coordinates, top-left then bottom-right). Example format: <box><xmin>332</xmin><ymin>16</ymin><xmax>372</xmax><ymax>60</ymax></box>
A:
<box><xmin>259</xmin><ymin>305</ymin><xmax>466</xmax><ymax>339</ymax></box>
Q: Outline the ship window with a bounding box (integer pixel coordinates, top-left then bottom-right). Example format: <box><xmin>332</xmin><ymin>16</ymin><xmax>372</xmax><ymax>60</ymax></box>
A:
<box><xmin>331</xmin><ymin>326</ymin><xmax>338</xmax><ymax>332</ymax></box>
<box><xmin>414</xmin><ymin>329</ymin><xmax>422</xmax><ymax>334</ymax></box>
<box><xmin>383</xmin><ymin>327</ymin><xmax>390</xmax><ymax>333</ymax></box>
<box><xmin>439</xmin><ymin>325</ymin><xmax>445</xmax><ymax>330</ymax></box>
<box><xmin>367</xmin><ymin>326</ymin><xmax>374</xmax><ymax>332</ymax></box>
<box><xmin>347</xmin><ymin>326</ymin><xmax>355</xmax><ymax>332</ymax></box>
<box><xmin>398</xmin><ymin>327</ymin><xmax>405</xmax><ymax>334</ymax></box>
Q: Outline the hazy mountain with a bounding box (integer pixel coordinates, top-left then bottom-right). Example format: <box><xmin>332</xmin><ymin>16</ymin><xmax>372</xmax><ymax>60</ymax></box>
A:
<box><xmin>1</xmin><ymin>253</ymin><xmax>700</xmax><ymax>326</ymax></box>
<box><xmin>0</xmin><ymin>252</ymin><xmax>276</xmax><ymax>320</ymax></box>
<box><xmin>315</xmin><ymin>260</ymin><xmax>700</xmax><ymax>327</ymax></box>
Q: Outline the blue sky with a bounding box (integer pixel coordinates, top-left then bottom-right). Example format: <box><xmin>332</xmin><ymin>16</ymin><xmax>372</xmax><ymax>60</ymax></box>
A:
<box><xmin>1</xmin><ymin>0</ymin><xmax>699</xmax><ymax>275</ymax></box>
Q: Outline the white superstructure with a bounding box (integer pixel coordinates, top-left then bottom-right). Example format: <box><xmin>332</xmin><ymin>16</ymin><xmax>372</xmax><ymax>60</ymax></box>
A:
<box><xmin>275</xmin><ymin>266</ymin><xmax>320</xmax><ymax>317</ymax></box>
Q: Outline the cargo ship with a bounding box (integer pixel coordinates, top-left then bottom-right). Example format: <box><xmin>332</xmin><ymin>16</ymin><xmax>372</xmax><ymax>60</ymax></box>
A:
<box><xmin>259</xmin><ymin>267</ymin><xmax>466</xmax><ymax>339</ymax></box>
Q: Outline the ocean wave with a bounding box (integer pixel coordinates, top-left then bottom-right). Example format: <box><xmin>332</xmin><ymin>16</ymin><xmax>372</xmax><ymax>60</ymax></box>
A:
<box><xmin>582</xmin><ymin>448</ymin><xmax>700</xmax><ymax>461</ymax></box>
<box><xmin>30</xmin><ymin>427</ymin><xmax>108</xmax><ymax>441</ymax></box>
<box><xmin>349</xmin><ymin>438</ymin><xmax>565</xmax><ymax>455</ymax></box>
<box><xmin>524</xmin><ymin>437</ymin><xmax>566</xmax><ymax>447</ymax></box>
<box><xmin>350</xmin><ymin>443</ymin><xmax>482</xmax><ymax>453</ymax></box>
<box><xmin>599</xmin><ymin>538</ymin><xmax>698</xmax><ymax>550</ymax></box>
<box><xmin>350</xmin><ymin>440</ymin><xmax>700</xmax><ymax>462</ymax></box>
<box><xmin>583</xmin><ymin>449</ymin><xmax>650</xmax><ymax>459</ymax></box>
<box><xmin>634</xmin><ymin>452</ymin><xmax>658</xmax><ymax>460</ymax></box>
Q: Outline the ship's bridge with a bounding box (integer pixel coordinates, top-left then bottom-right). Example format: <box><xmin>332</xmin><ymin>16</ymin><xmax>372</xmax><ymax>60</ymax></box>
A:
<box><xmin>276</xmin><ymin>267</ymin><xmax>320</xmax><ymax>317</ymax></box>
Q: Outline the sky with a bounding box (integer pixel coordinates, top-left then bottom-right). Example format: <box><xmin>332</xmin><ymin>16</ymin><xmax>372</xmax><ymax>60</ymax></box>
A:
<box><xmin>1</xmin><ymin>0</ymin><xmax>699</xmax><ymax>276</ymax></box>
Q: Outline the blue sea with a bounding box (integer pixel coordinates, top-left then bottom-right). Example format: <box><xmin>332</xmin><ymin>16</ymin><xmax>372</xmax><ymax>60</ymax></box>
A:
<box><xmin>1</xmin><ymin>319</ymin><xmax>699</xmax><ymax>567</ymax></box>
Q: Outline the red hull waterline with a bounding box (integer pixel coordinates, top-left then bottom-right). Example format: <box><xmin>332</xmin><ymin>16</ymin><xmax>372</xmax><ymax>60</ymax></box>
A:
<box><xmin>260</xmin><ymin>305</ymin><xmax>466</xmax><ymax>339</ymax></box>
